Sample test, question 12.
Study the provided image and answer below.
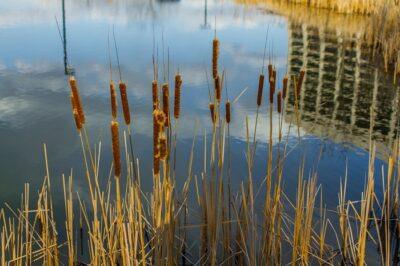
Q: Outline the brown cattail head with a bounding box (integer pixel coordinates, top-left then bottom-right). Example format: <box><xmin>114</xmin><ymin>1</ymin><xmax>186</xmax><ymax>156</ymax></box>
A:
<box><xmin>212</xmin><ymin>38</ymin><xmax>220</xmax><ymax>79</ymax></box>
<box><xmin>209</xmin><ymin>103</ymin><xmax>216</xmax><ymax>124</ymax></box>
<box><xmin>277</xmin><ymin>91</ymin><xmax>282</xmax><ymax>113</ymax></box>
<box><xmin>69</xmin><ymin>76</ymin><xmax>85</xmax><ymax>125</ymax></box>
<box><xmin>282</xmin><ymin>75</ymin><xmax>288</xmax><ymax>99</ymax></box>
<box><xmin>153</xmin><ymin>156</ymin><xmax>160</xmax><ymax>176</ymax></box>
<box><xmin>257</xmin><ymin>74</ymin><xmax>265</xmax><ymax>106</ymax></box>
<box><xmin>159</xmin><ymin>133</ymin><xmax>167</xmax><ymax>160</ymax></box>
<box><xmin>153</xmin><ymin>109</ymin><xmax>161</xmax><ymax>158</ymax></box>
<box><xmin>225</xmin><ymin>101</ymin><xmax>231</xmax><ymax>124</ymax></box>
<box><xmin>214</xmin><ymin>75</ymin><xmax>221</xmax><ymax>103</ymax></box>
<box><xmin>162</xmin><ymin>83</ymin><xmax>170</xmax><ymax>127</ymax></box>
<box><xmin>269</xmin><ymin>75</ymin><xmax>275</xmax><ymax>104</ymax></box>
<box><xmin>111</xmin><ymin>121</ymin><xmax>121</xmax><ymax>177</ymax></box>
<box><xmin>110</xmin><ymin>81</ymin><xmax>117</xmax><ymax>120</ymax></box>
<box><xmin>268</xmin><ymin>64</ymin><xmax>273</xmax><ymax>82</ymax></box>
<box><xmin>174</xmin><ymin>74</ymin><xmax>182</xmax><ymax>119</ymax></box>
<box><xmin>296</xmin><ymin>70</ymin><xmax>305</xmax><ymax>97</ymax></box>
<box><xmin>152</xmin><ymin>80</ymin><xmax>158</xmax><ymax>111</ymax></box>
<box><xmin>70</xmin><ymin>94</ymin><xmax>82</xmax><ymax>131</ymax></box>
<box><xmin>119</xmin><ymin>82</ymin><xmax>131</xmax><ymax>125</ymax></box>
<box><xmin>73</xmin><ymin>109</ymin><xmax>82</xmax><ymax>131</ymax></box>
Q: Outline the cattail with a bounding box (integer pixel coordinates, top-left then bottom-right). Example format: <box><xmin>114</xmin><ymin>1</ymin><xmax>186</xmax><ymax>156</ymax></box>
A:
<box><xmin>110</xmin><ymin>81</ymin><xmax>117</xmax><ymax>120</ymax></box>
<box><xmin>282</xmin><ymin>75</ymin><xmax>288</xmax><ymax>99</ymax></box>
<box><xmin>272</xmin><ymin>69</ymin><xmax>276</xmax><ymax>95</ymax></box>
<box><xmin>153</xmin><ymin>109</ymin><xmax>161</xmax><ymax>175</ymax></box>
<box><xmin>159</xmin><ymin>133</ymin><xmax>167</xmax><ymax>160</ymax></box>
<box><xmin>154</xmin><ymin>156</ymin><xmax>160</xmax><ymax>176</ymax></box>
<box><xmin>214</xmin><ymin>75</ymin><xmax>221</xmax><ymax>103</ymax></box>
<box><xmin>174</xmin><ymin>74</ymin><xmax>182</xmax><ymax>119</ymax></box>
<box><xmin>162</xmin><ymin>83</ymin><xmax>170</xmax><ymax>127</ymax></box>
<box><xmin>73</xmin><ymin>109</ymin><xmax>82</xmax><ymax>131</ymax></box>
<box><xmin>111</xmin><ymin>121</ymin><xmax>121</xmax><ymax>177</ymax></box>
<box><xmin>209</xmin><ymin>103</ymin><xmax>216</xmax><ymax>124</ymax></box>
<box><xmin>269</xmin><ymin>75</ymin><xmax>275</xmax><ymax>104</ymax></box>
<box><xmin>225</xmin><ymin>101</ymin><xmax>231</xmax><ymax>124</ymax></box>
<box><xmin>212</xmin><ymin>38</ymin><xmax>220</xmax><ymax>79</ymax></box>
<box><xmin>69</xmin><ymin>76</ymin><xmax>85</xmax><ymax>124</ymax></box>
<box><xmin>277</xmin><ymin>91</ymin><xmax>282</xmax><ymax>113</ymax></box>
<box><xmin>152</xmin><ymin>80</ymin><xmax>158</xmax><ymax>111</ymax></box>
<box><xmin>257</xmin><ymin>74</ymin><xmax>265</xmax><ymax>106</ymax></box>
<box><xmin>70</xmin><ymin>94</ymin><xmax>82</xmax><ymax>131</ymax></box>
<box><xmin>268</xmin><ymin>64</ymin><xmax>273</xmax><ymax>82</ymax></box>
<box><xmin>119</xmin><ymin>82</ymin><xmax>131</xmax><ymax>125</ymax></box>
<box><xmin>296</xmin><ymin>70</ymin><xmax>305</xmax><ymax>97</ymax></box>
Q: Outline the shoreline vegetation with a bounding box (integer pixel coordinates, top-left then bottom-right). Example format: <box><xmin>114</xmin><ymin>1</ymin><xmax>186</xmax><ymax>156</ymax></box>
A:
<box><xmin>1</xmin><ymin>27</ymin><xmax>400</xmax><ymax>265</ymax></box>
<box><xmin>238</xmin><ymin>0</ymin><xmax>400</xmax><ymax>81</ymax></box>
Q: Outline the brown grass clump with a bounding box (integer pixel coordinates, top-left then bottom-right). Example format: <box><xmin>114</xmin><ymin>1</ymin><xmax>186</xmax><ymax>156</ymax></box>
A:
<box><xmin>209</xmin><ymin>103</ymin><xmax>216</xmax><ymax>123</ymax></box>
<box><xmin>257</xmin><ymin>74</ymin><xmax>265</xmax><ymax>106</ymax></box>
<box><xmin>162</xmin><ymin>83</ymin><xmax>170</xmax><ymax>127</ymax></box>
<box><xmin>69</xmin><ymin>76</ymin><xmax>85</xmax><ymax>125</ymax></box>
<box><xmin>174</xmin><ymin>74</ymin><xmax>182</xmax><ymax>119</ymax></box>
<box><xmin>214</xmin><ymin>75</ymin><xmax>221</xmax><ymax>103</ymax></box>
<box><xmin>212</xmin><ymin>38</ymin><xmax>220</xmax><ymax>79</ymax></box>
<box><xmin>111</xmin><ymin>121</ymin><xmax>121</xmax><ymax>177</ymax></box>
<box><xmin>110</xmin><ymin>81</ymin><xmax>117</xmax><ymax>120</ymax></box>
<box><xmin>119</xmin><ymin>82</ymin><xmax>131</xmax><ymax>125</ymax></box>
<box><xmin>225</xmin><ymin>101</ymin><xmax>231</xmax><ymax>124</ymax></box>
<box><xmin>152</xmin><ymin>80</ymin><xmax>158</xmax><ymax>111</ymax></box>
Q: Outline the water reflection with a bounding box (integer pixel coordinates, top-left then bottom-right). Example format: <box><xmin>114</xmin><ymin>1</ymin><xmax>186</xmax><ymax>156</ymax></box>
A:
<box><xmin>285</xmin><ymin>21</ymin><xmax>399</xmax><ymax>158</ymax></box>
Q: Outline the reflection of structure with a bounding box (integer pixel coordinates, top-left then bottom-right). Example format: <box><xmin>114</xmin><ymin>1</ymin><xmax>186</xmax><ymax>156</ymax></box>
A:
<box><xmin>201</xmin><ymin>0</ymin><xmax>211</xmax><ymax>30</ymax></box>
<box><xmin>285</xmin><ymin>22</ymin><xmax>399</xmax><ymax>155</ymax></box>
<box><xmin>61</xmin><ymin>0</ymin><xmax>75</xmax><ymax>76</ymax></box>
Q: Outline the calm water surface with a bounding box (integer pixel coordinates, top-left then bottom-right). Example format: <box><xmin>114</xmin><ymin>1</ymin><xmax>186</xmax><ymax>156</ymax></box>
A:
<box><xmin>0</xmin><ymin>1</ymin><xmax>397</xmax><ymax>260</ymax></box>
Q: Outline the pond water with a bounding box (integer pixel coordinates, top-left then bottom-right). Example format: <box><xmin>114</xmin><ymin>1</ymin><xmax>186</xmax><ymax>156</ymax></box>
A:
<box><xmin>0</xmin><ymin>0</ymin><xmax>398</xmax><ymax>262</ymax></box>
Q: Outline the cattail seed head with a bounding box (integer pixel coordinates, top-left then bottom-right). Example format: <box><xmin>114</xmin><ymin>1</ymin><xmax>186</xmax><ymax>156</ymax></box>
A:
<box><xmin>152</xmin><ymin>80</ymin><xmax>158</xmax><ymax>111</ymax></box>
<box><xmin>214</xmin><ymin>75</ymin><xmax>221</xmax><ymax>103</ymax></box>
<box><xmin>212</xmin><ymin>38</ymin><xmax>220</xmax><ymax>79</ymax></box>
<box><xmin>209</xmin><ymin>103</ymin><xmax>216</xmax><ymax>124</ymax></box>
<box><xmin>119</xmin><ymin>82</ymin><xmax>131</xmax><ymax>125</ymax></box>
<box><xmin>154</xmin><ymin>156</ymin><xmax>160</xmax><ymax>176</ymax></box>
<box><xmin>69</xmin><ymin>76</ymin><xmax>85</xmax><ymax>125</ymax></box>
<box><xmin>225</xmin><ymin>101</ymin><xmax>231</xmax><ymax>124</ymax></box>
<box><xmin>110</xmin><ymin>81</ymin><xmax>117</xmax><ymax>120</ymax></box>
<box><xmin>257</xmin><ymin>74</ymin><xmax>265</xmax><ymax>106</ymax></box>
<box><xmin>159</xmin><ymin>133</ymin><xmax>167</xmax><ymax>160</ymax></box>
<box><xmin>162</xmin><ymin>83</ymin><xmax>170</xmax><ymax>127</ymax></box>
<box><xmin>269</xmin><ymin>76</ymin><xmax>275</xmax><ymax>104</ymax></box>
<box><xmin>73</xmin><ymin>109</ymin><xmax>82</xmax><ymax>131</ymax></box>
<box><xmin>282</xmin><ymin>75</ymin><xmax>288</xmax><ymax>99</ymax></box>
<box><xmin>277</xmin><ymin>91</ymin><xmax>282</xmax><ymax>113</ymax></box>
<box><xmin>268</xmin><ymin>64</ymin><xmax>273</xmax><ymax>82</ymax></box>
<box><xmin>297</xmin><ymin>69</ymin><xmax>305</xmax><ymax>97</ymax></box>
<box><xmin>174</xmin><ymin>74</ymin><xmax>182</xmax><ymax>119</ymax></box>
<box><xmin>111</xmin><ymin>121</ymin><xmax>121</xmax><ymax>178</ymax></box>
<box><xmin>153</xmin><ymin>109</ymin><xmax>161</xmax><ymax>159</ymax></box>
